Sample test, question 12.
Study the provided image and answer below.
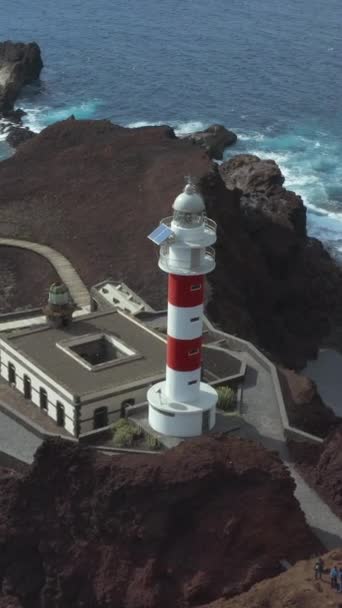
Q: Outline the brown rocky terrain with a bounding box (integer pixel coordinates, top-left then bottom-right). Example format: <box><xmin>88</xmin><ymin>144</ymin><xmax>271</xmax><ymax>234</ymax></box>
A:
<box><xmin>0</xmin><ymin>436</ymin><xmax>322</xmax><ymax>608</ymax></box>
<box><xmin>0</xmin><ymin>118</ymin><xmax>341</xmax><ymax>368</ymax></box>
<box><xmin>278</xmin><ymin>367</ymin><xmax>340</xmax><ymax>438</ymax></box>
<box><xmin>289</xmin><ymin>425</ymin><xmax>342</xmax><ymax>520</ymax></box>
<box><xmin>0</xmin><ymin>247</ymin><xmax>58</xmax><ymax>312</ymax></box>
<box><xmin>201</xmin><ymin>549</ymin><xmax>342</xmax><ymax>608</ymax></box>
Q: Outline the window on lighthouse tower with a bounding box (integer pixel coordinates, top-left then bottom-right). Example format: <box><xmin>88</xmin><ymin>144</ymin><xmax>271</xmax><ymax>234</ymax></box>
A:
<box><xmin>173</xmin><ymin>210</ymin><xmax>204</xmax><ymax>227</ymax></box>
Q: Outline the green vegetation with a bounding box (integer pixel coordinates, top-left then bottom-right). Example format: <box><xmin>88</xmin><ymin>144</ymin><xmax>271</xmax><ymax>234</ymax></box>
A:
<box><xmin>112</xmin><ymin>418</ymin><xmax>142</xmax><ymax>447</ymax></box>
<box><xmin>146</xmin><ymin>434</ymin><xmax>162</xmax><ymax>451</ymax></box>
<box><xmin>217</xmin><ymin>385</ymin><xmax>236</xmax><ymax>412</ymax></box>
<box><xmin>111</xmin><ymin>418</ymin><xmax>162</xmax><ymax>450</ymax></box>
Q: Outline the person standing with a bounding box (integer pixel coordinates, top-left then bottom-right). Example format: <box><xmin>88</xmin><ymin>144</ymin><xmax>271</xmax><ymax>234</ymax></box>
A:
<box><xmin>314</xmin><ymin>557</ymin><xmax>324</xmax><ymax>580</ymax></box>
<box><xmin>330</xmin><ymin>565</ymin><xmax>338</xmax><ymax>588</ymax></box>
<box><xmin>337</xmin><ymin>567</ymin><xmax>342</xmax><ymax>592</ymax></box>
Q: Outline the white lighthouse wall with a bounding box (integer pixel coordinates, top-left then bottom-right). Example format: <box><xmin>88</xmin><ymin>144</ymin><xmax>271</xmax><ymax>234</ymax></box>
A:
<box><xmin>168</xmin><ymin>245</ymin><xmax>192</xmax><ymax>269</ymax></box>
<box><xmin>167</xmin><ymin>303</ymin><xmax>203</xmax><ymax>340</ymax></box>
<box><xmin>149</xmin><ymin>405</ymin><xmax>215</xmax><ymax>437</ymax></box>
<box><xmin>165</xmin><ymin>367</ymin><xmax>201</xmax><ymax>402</ymax></box>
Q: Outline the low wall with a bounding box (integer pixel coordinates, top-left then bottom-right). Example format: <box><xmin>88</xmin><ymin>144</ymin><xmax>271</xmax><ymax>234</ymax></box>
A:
<box><xmin>0</xmin><ymin>450</ymin><xmax>30</xmax><ymax>472</ymax></box>
<box><xmin>0</xmin><ymin>308</ymin><xmax>42</xmax><ymax>322</ymax></box>
<box><xmin>204</xmin><ymin>317</ymin><xmax>324</xmax><ymax>445</ymax></box>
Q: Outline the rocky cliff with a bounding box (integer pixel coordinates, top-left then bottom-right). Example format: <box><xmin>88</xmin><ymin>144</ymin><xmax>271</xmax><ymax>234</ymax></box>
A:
<box><xmin>0</xmin><ymin>119</ymin><xmax>341</xmax><ymax>367</ymax></box>
<box><xmin>0</xmin><ymin>41</ymin><xmax>42</xmax><ymax>116</ymax></box>
<box><xmin>0</xmin><ymin>437</ymin><xmax>322</xmax><ymax>608</ymax></box>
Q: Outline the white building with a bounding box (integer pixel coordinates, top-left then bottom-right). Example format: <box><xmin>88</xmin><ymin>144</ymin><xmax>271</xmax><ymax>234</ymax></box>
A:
<box><xmin>0</xmin><ymin>309</ymin><xmax>167</xmax><ymax>437</ymax></box>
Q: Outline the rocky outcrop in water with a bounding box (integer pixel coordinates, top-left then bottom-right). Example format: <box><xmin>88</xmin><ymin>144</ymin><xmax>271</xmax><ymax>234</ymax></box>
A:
<box><xmin>0</xmin><ymin>41</ymin><xmax>43</xmax><ymax>116</ymax></box>
<box><xmin>0</xmin><ymin>119</ymin><xmax>341</xmax><ymax>368</ymax></box>
<box><xmin>0</xmin><ymin>436</ymin><xmax>322</xmax><ymax>608</ymax></box>
<box><xmin>183</xmin><ymin>123</ymin><xmax>237</xmax><ymax>159</ymax></box>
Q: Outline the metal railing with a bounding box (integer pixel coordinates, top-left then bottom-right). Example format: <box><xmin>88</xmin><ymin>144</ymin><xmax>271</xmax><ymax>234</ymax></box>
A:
<box><xmin>159</xmin><ymin>245</ymin><xmax>216</xmax><ymax>270</ymax></box>
<box><xmin>160</xmin><ymin>215</ymin><xmax>217</xmax><ymax>233</ymax></box>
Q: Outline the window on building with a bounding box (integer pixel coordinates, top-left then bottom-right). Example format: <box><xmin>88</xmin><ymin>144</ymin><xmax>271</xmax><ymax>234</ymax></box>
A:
<box><xmin>190</xmin><ymin>317</ymin><xmax>200</xmax><ymax>322</ymax></box>
<box><xmin>23</xmin><ymin>375</ymin><xmax>32</xmax><ymax>400</ymax></box>
<box><xmin>40</xmin><ymin>388</ymin><xmax>48</xmax><ymax>412</ymax></box>
<box><xmin>120</xmin><ymin>398</ymin><xmax>135</xmax><ymax>418</ymax></box>
<box><xmin>190</xmin><ymin>284</ymin><xmax>202</xmax><ymax>292</ymax></box>
<box><xmin>8</xmin><ymin>363</ymin><xmax>16</xmax><ymax>385</ymax></box>
<box><xmin>56</xmin><ymin>402</ymin><xmax>65</xmax><ymax>427</ymax></box>
<box><xmin>188</xmin><ymin>380</ymin><xmax>198</xmax><ymax>385</ymax></box>
<box><xmin>94</xmin><ymin>406</ymin><xmax>108</xmax><ymax>429</ymax></box>
<box><xmin>188</xmin><ymin>348</ymin><xmax>200</xmax><ymax>356</ymax></box>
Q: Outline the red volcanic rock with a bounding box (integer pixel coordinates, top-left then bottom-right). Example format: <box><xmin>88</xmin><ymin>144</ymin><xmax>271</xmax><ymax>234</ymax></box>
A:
<box><xmin>201</xmin><ymin>550</ymin><xmax>342</xmax><ymax>608</ymax></box>
<box><xmin>183</xmin><ymin>123</ymin><xmax>237</xmax><ymax>159</ymax></box>
<box><xmin>0</xmin><ymin>119</ymin><xmax>341</xmax><ymax>368</ymax></box>
<box><xmin>278</xmin><ymin>367</ymin><xmax>339</xmax><ymax>437</ymax></box>
<box><xmin>0</xmin><ymin>246</ymin><xmax>58</xmax><ymax>313</ymax></box>
<box><xmin>220</xmin><ymin>154</ymin><xmax>284</xmax><ymax>193</ymax></box>
<box><xmin>0</xmin><ymin>437</ymin><xmax>322</xmax><ymax>608</ymax></box>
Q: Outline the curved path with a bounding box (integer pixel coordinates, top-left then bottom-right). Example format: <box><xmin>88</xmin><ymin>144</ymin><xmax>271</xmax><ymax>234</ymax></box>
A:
<box><xmin>240</xmin><ymin>352</ymin><xmax>342</xmax><ymax>550</ymax></box>
<box><xmin>0</xmin><ymin>238</ymin><xmax>90</xmax><ymax>308</ymax></box>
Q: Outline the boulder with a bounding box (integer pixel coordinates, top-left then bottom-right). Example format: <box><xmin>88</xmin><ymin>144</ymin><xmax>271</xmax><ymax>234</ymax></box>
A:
<box><xmin>183</xmin><ymin>123</ymin><xmax>237</xmax><ymax>159</ymax></box>
<box><xmin>0</xmin><ymin>41</ymin><xmax>43</xmax><ymax>115</ymax></box>
<box><xmin>220</xmin><ymin>154</ymin><xmax>284</xmax><ymax>193</ymax></box>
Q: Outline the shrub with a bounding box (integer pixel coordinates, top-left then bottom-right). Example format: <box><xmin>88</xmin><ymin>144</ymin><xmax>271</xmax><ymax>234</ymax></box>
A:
<box><xmin>114</xmin><ymin>427</ymin><xmax>135</xmax><ymax>447</ymax></box>
<box><xmin>112</xmin><ymin>418</ymin><xmax>143</xmax><ymax>446</ymax></box>
<box><xmin>113</xmin><ymin>418</ymin><xmax>130</xmax><ymax>431</ymax></box>
<box><xmin>217</xmin><ymin>386</ymin><xmax>236</xmax><ymax>412</ymax></box>
<box><xmin>146</xmin><ymin>434</ymin><xmax>162</xmax><ymax>451</ymax></box>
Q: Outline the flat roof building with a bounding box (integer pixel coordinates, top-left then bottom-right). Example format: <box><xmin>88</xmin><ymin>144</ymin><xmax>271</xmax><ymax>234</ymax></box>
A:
<box><xmin>0</xmin><ymin>310</ymin><xmax>167</xmax><ymax>436</ymax></box>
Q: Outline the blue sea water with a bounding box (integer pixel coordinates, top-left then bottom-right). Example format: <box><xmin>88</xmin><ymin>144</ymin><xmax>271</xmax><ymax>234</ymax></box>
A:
<box><xmin>1</xmin><ymin>0</ymin><xmax>342</xmax><ymax>253</ymax></box>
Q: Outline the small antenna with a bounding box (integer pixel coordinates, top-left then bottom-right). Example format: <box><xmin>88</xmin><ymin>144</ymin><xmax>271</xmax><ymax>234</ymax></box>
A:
<box><xmin>184</xmin><ymin>175</ymin><xmax>198</xmax><ymax>192</ymax></box>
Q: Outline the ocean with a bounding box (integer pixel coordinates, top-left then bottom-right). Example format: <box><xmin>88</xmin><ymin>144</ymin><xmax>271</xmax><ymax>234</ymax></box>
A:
<box><xmin>1</xmin><ymin>0</ymin><xmax>342</xmax><ymax>255</ymax></box>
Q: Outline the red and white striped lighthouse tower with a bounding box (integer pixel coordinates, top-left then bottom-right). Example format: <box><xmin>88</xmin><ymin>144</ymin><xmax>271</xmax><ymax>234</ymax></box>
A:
<box><xmin>147</xmin><ymin>180</ymin><xmax>218</xmax><ymax>437</ymax></box>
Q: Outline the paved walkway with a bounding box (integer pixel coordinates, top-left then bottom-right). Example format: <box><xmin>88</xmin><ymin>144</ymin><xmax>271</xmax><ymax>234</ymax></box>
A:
<box><xmin>0</xmin><ymin>238</ymin><xmax>90</xmax><ymax>308</ymax></box>
<box><xmin>0</xmin><ymin>410</ymin><xmax>42</xmax><ymax>464</ymax></box>
<box><xmin>304</xmin><ymin>348</ymin><xmax>342</xmax><ymax>417</ymax></box>
<box><xmin>239</xmin><ymin>352</ymin><xmax>342</xmax><ymax>550</ymax></box>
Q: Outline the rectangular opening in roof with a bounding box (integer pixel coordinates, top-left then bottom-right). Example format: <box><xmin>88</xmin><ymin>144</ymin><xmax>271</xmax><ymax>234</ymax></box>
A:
<box><xmin>71</xmin><ymin>335</ymin><xmax>130</xmax><ymax>365</ymax></box>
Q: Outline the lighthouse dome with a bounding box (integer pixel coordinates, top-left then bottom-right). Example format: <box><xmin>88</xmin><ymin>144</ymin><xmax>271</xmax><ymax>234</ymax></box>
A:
<box><xmin>48</xmin><ymin>282</ymin><xmax>70</xmax><ymax>306</ymax></box>
<box><xmin>172</xmin><ymin>183</ymin><xmax>205</xmax><ymax>213</ymax></box>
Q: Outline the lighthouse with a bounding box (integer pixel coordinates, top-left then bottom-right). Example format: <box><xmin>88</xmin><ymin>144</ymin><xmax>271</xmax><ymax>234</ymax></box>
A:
<box><xmin>147</xmin><ymin>180</ymin><xmax>218</xmax><ymax>437</ymax></box>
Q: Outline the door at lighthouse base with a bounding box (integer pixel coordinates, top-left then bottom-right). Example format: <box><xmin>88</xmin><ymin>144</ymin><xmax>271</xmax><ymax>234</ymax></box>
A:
<box><xmin>202</xmin><ymin>410</ymin><xmax>210</xmax><ymax>433</ymax></box>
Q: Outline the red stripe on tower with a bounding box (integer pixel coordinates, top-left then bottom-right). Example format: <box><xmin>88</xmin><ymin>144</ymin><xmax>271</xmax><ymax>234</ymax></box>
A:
<box><xmin>166</xmin><ymin>335</ymin><xmax>202</xmax><ymax>371</ymax></box>
<box><xmin>168</xmin><ymin>274</ymin><xmax>204</xmax><ymax>307</ymax></box>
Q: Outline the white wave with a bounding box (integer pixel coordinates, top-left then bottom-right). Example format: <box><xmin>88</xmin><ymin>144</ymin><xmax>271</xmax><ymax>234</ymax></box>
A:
<box><xmin>235</xmin><ymin>131</ymin><xmax>265</xmax><ymax>142</ymax></box>
<box><xmin>21</xmin><ymin>100</ymin><xmax>101</xmax><ymax>133</ymax></box>
<box><xmin>173</xmin><ymin>120</ymin><xmax>207</xmax><ymax>136</ymax></box>
<box><xmin>0</xmin><ymin>118</ymin><xmax>12</xmax><ymax>140</ymax></box>
<box><xmin>125</xmin><ymin>119</ymin><xmax>207</xmax><ymax>136</ymax></box>
<box><xmin>126</xmin><ymin>120</ymin><xmax>166</xmax><ymax>129</ymax></box>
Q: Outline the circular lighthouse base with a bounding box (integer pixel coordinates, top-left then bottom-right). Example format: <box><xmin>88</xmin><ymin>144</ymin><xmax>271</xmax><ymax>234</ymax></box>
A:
<box><xmin>147</xmin><ymin>381</ymin><xmax>217</xmax><ymax>438</ymax></box>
